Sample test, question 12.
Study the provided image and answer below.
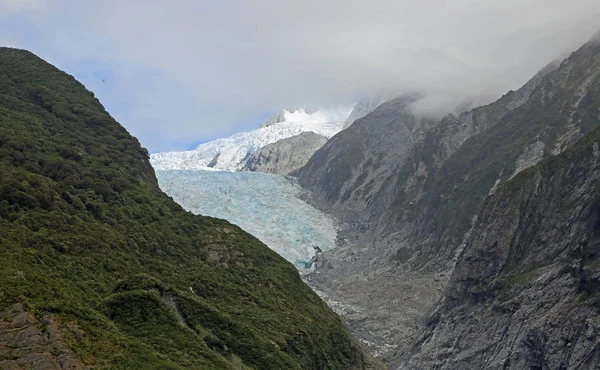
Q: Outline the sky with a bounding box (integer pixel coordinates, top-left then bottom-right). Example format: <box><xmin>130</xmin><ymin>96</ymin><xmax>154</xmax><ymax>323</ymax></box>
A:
<box><xmin>1</xmin><ymin>0</ymin><xmax>600</xmax><ymax>153</ymax></box>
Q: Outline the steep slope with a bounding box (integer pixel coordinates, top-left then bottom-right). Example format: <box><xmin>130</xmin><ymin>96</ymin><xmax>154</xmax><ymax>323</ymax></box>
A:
<box><xmin>297</xmin><ymin>60</ymin><xmax>559</xmax><ymax>243</ymax></box>
<box><xmin>388</xmin><ymin>35</ymin><xmax>600</xmax><ymax>263</ymax></box>
<box><xmin>342</xmin><ymin>96</ymin><xmax>394</xmax><ymax>129</ymax></box>
<box><xmin>243</xmin><ymin>132</ymin><xmax>328</xmax><ymax>175</ymax></box>
<box><xmin>395</xmin><ymin>114</ymin><xmax>600</xmax><ymax>369</ymax></box>
<box><xmin>150</xmin><ymin>105</ymin><xmax>353</xmax><ymax>171</ymax></box>
<box><xmin>0</xmin><ymin>47</ymin><xmax>378</xmax><ymax>369</ymax></box>
<box><xmin>295</xmin><ymin>33</ymin><xmax>600</xmax><ymax>359</ymax></box>
<box><xmin>294</xmin><ymin>94</ymin><xmax>434</xmax><ymax>234</ymax></box>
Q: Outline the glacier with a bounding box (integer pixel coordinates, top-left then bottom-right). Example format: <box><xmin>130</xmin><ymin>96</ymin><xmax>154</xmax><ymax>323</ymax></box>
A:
<box><xmin>150</xmin><ymin>106</ymin><xmax>353</xmax><ymax>171</ymax></box>
<box><xmin>156</xmin><ymin>169</ymin><xmax>338</xmax><ymax>268</ymax></box>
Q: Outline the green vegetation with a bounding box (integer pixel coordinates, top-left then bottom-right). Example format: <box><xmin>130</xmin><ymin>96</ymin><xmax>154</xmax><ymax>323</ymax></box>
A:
<box><xmin>0</xmin><ymin>48</ymin><xmax>368</xmax><ymax>369</ymax></box>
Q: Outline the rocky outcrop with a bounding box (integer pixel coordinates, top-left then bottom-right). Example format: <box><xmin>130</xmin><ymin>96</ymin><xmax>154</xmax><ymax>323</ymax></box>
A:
<box><xmin>394</xmin><ymin>124</ymin><xmax>600</xmax><ymax>369</ymax></box>
<box><xmin>262</xmin><ymin>109</ymin><xmax>288</xmax><ymax>127</ymax></box>
<box><xmin>243</xmin><ymin>132</ymin><xmax>327</xmax><ymax>175</ymax></box>
<box><xmin>0</xmin><ymin>303</ymin><xmax>87</xmax><ymax>369</ymax></box>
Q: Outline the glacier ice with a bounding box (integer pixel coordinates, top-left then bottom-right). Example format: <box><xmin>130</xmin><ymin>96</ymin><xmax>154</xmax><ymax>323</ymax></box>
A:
<box><xmin>156</xmin><ymin>169</ymin><xmax>338</xmax><ymax>268</ymax></box>
<box><xmin>150</xmin><ymin>106</ymin><xmax>353</xmax><ymax>171</ymax></box>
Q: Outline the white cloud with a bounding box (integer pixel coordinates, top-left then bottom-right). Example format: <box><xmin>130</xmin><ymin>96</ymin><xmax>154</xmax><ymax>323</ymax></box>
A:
<box><xmin>2</xmin><ymin>0</ymin><xmax>600</xmax><ymax>151</ymax></box>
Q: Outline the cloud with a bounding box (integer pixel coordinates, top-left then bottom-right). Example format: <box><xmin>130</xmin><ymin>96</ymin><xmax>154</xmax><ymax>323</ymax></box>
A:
<box><xmin>1</xmin><ymin>0</ymin><xmax>600</xmax><ymax>151</ymax></box>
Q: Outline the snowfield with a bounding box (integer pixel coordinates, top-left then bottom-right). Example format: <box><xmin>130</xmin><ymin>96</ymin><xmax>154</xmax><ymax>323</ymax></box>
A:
<box><xmin>150</xmin><ymin>106</ymin><xmax>353</xmax><ymax>171</ymax></box>
<box><xmin>156</xmin><ymin>169</ymin><xmax>338</xmax><ymax>268</ymax></box>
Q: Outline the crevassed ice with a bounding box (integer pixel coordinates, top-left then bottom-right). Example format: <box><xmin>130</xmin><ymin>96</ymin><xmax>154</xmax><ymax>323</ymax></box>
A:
<box><xmin>156</xmin><ymin>170</ymin><xmax>338</xmax><ymax>268</ymax></box>
<box><xmin>150</xmin><ymin>106</ymin><xmax>354</xmax><ymax>172</ymax></box>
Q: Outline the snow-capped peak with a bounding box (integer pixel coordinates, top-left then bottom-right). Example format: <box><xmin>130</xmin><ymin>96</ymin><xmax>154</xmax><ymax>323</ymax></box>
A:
<box><xmin>261</xmin><ymin>106</ymin><xmax>353</xmax><ymax>128</ymax></box>
<box><xmin>150</xmin><ymin>105</ymin><xmax>354</xmax><ymax>171</ymax></box>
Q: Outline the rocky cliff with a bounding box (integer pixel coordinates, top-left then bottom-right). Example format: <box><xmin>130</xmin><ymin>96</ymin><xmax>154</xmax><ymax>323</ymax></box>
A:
<box><xmin>243</xmin><ymin>131</ymin><xmax>327</xmax><ymax>175</ymax></box>
<box><xmin>395</xmin><ymin>117</ymin><xmax>600</xmax><ymax>369</ymax></box>
<box><xmin>296</xmin><ymin>33</ymin><xmax>600</xmax><ymax>361</ymax></box>
<box><xmin>294</xmin><ymin>94</ymin><xmax>433</xmax><ymax>232</ymax></box>
<box><xmin>390</xmin><ymin>36</ymin><xmax>599</xmax><ymax>264</ymax></box>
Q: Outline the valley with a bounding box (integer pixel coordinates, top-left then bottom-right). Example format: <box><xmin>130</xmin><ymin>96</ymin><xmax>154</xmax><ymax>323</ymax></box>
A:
<box><xmin>149</xmin><ymin>31</ymin><xmax>600</xmax><ymax>368</ymax></box>
<box><xmin>2</xmin><ymin>5</ymin><xmax>600</xmax><ymax>368</ymax></box>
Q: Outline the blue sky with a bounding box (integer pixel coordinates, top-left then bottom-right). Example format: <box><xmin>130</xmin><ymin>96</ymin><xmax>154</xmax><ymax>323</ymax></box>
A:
<box><xmin>0</xmin><ymin>1</ymin><xmax>274</xmax><ymax>152</ymax></box>
<box><xmin>2</xmin><ymin>0</ymin><xmax>600</xmax><ymax>153</ymax></box>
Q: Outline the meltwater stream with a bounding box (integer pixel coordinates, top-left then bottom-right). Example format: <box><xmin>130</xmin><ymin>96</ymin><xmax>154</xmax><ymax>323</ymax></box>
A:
<box><xmin>156</xmin><ymin>170</ymin><xmax>338</xmax><ymax>268</ymax></box>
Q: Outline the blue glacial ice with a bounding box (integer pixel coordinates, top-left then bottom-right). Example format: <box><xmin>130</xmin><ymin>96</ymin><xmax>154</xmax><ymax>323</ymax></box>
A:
<box><xmin>156</xmin><ymin>170</ymin><xmax>338</xmax><ymax>268</ymax></box>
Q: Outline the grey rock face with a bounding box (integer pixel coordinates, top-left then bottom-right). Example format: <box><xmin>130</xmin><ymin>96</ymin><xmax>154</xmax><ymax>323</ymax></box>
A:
<box><xmin>243</xmin><ymin>132</ymin><xmax>327</xmax><ymax>175</ymax></box>
<box><xmin>294</xmin><ymin>94</ymin><xmax>434</xmax><ymax>230</ymax></box>
<box><xmin>393</xmin><ymin>41</ymin><xmax>598</xmax><ymax>261</ymax></box>
<box><xmin>0</xmin><ymin>303</ymin><xmax>88</xmax><ymax>369</ymax></box>
<box><xmin>509</xmin><ymin>140</ymin><xmax>545</xmax><ymax>179</ymax></box>
<box><xmin>206</xmin><ymin>152</ymin><xmax>220</xmax><ymax>168</ymax></box>
<box><xmin>296</xmin><ymin>35</ymin><xmax>600</xmax><ymax>362</ymax></box>
<box><xmin>395</xmin><ymin>132</ymin><xmax>600</xmax><ymax>369</ymax></box>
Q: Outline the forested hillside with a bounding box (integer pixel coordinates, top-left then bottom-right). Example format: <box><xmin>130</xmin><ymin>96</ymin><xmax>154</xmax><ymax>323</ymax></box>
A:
<box><xmin>0</xmin><ymin>47</ymin><xmax>376</xmax><ymax>370</ymax></box>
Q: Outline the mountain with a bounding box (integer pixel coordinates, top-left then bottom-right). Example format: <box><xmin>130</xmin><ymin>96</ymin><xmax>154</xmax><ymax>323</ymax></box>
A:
<box><xmin>294</xmin><ymin>33</ymin><xmax>600</xmax><ymax>361</ymax></box>
<box><xmin>150</xmin><ymin>105</ymin><xmax>353</xmax><ymax>171</ymax></box>
<box><xmin>294</xmin><ymin>93</ymin><xmax>434</xmax><ymax>238</ymax></box>
<box><xmin>395</xmin><ymin>105</ymin><xmax>600</xmax><ymax>369</ymax></box>
<box><xmin>0</xmin><ymin>47</ymin><xmax>381</xmax><ymax>369</ymax></box>
<box><xmin>243</xmin><ymin>132</ymin><xmax>328</xmax><ymax>175</ymax></box>
<box><xmin>342</xmin><ymin>96</ymin><xmax>395</xmax><ymax>129</ymax></box>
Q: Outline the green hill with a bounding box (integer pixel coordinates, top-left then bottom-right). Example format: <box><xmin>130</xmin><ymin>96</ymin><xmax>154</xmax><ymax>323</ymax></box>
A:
<box><xmin>0</xmin><ymin>48</ymin><xmax>375</xmax><ymax>369</ymax></box>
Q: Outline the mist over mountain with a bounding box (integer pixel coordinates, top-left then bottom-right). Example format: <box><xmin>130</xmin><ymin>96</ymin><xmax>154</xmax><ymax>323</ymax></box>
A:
<box><xmin>292</xmin><ymin>30</ymin><xmax>600</xmax><ymax>366</ymax></box>
<box><xmin>4</xmin><ymin>1</ymin><xmax>600</xmax><ymax>152</ymax></box>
